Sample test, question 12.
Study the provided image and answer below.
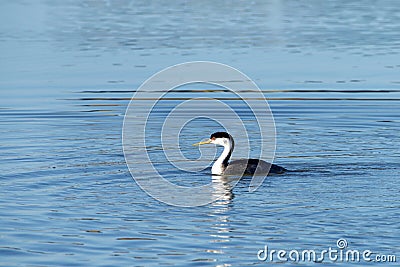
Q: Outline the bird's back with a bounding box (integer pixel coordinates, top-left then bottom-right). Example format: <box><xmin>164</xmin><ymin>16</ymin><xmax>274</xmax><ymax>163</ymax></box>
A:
<box><xmin>224</xmin><ymin>159</ymin><xmax>286</xmax><ymax>176</ymax></box>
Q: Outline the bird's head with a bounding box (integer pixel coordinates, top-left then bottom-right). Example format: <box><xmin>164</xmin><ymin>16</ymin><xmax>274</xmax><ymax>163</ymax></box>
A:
<box><xmin>193</xmin><ymin>132</ymin><xmax>233</xmax><ymax>147</ymax></box>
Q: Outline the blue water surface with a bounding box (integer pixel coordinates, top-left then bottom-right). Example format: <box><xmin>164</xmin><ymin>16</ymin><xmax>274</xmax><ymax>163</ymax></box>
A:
<box><xmin>1</xmin><ymin>1</ymin><xmax>399</xmax><ymax>266</ymax></box>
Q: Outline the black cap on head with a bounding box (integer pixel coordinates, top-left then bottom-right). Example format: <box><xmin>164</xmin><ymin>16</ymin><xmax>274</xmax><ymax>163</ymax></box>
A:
<box><xmin>210</xmin><ymin>132</ymin><xmax>231</xmax><ymax>139</ymax></box>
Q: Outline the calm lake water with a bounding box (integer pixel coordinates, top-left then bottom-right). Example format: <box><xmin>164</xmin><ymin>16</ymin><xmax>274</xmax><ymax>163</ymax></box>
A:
<box><xmin>1</xmin><ymin>1</ymin><xmax>399</xmax><ymax>266</ymax></box>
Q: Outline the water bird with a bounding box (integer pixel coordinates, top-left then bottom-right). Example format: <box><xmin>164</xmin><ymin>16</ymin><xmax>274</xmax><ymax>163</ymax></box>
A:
<box><xmin>193</xmin><ymin>132</ymin><xmax>286</xmax><ymax>176</ymax></box>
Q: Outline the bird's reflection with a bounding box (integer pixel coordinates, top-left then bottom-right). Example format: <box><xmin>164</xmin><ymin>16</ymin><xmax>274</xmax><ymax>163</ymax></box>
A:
<box><xmin>203</xmin><ymin>175</ymin><xmax>240</xmax><ymax>261</ymax></box>
<box><xmin>210</xmin><ymin>175</ymin><xmax>235</xmax><ymax>205</ymax></box>
<box><xmin>209</xmin><ymin>175</ymin><xmax>240</xmax><ymax>234</ymax></box>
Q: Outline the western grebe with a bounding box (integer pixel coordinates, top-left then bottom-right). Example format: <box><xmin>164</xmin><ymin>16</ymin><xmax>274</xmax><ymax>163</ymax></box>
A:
<box><xmin>193</xmin><ymin>132</ymin><xmax>286</xmax><ymax>176</ymax></box>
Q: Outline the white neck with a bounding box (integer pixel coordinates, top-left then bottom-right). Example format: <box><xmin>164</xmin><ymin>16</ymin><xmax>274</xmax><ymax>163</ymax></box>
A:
<box><xmin>211</xmin><ymin>139</ymin><xmax>233</xmax><ymax>175</ymax></box>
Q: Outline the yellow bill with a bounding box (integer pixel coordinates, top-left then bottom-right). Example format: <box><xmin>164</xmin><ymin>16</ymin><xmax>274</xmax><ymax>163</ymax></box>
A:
<box><xmin>192</xmin><ymin>139</ymin><xmax>212</xmax><ymax>146</ymax></box>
